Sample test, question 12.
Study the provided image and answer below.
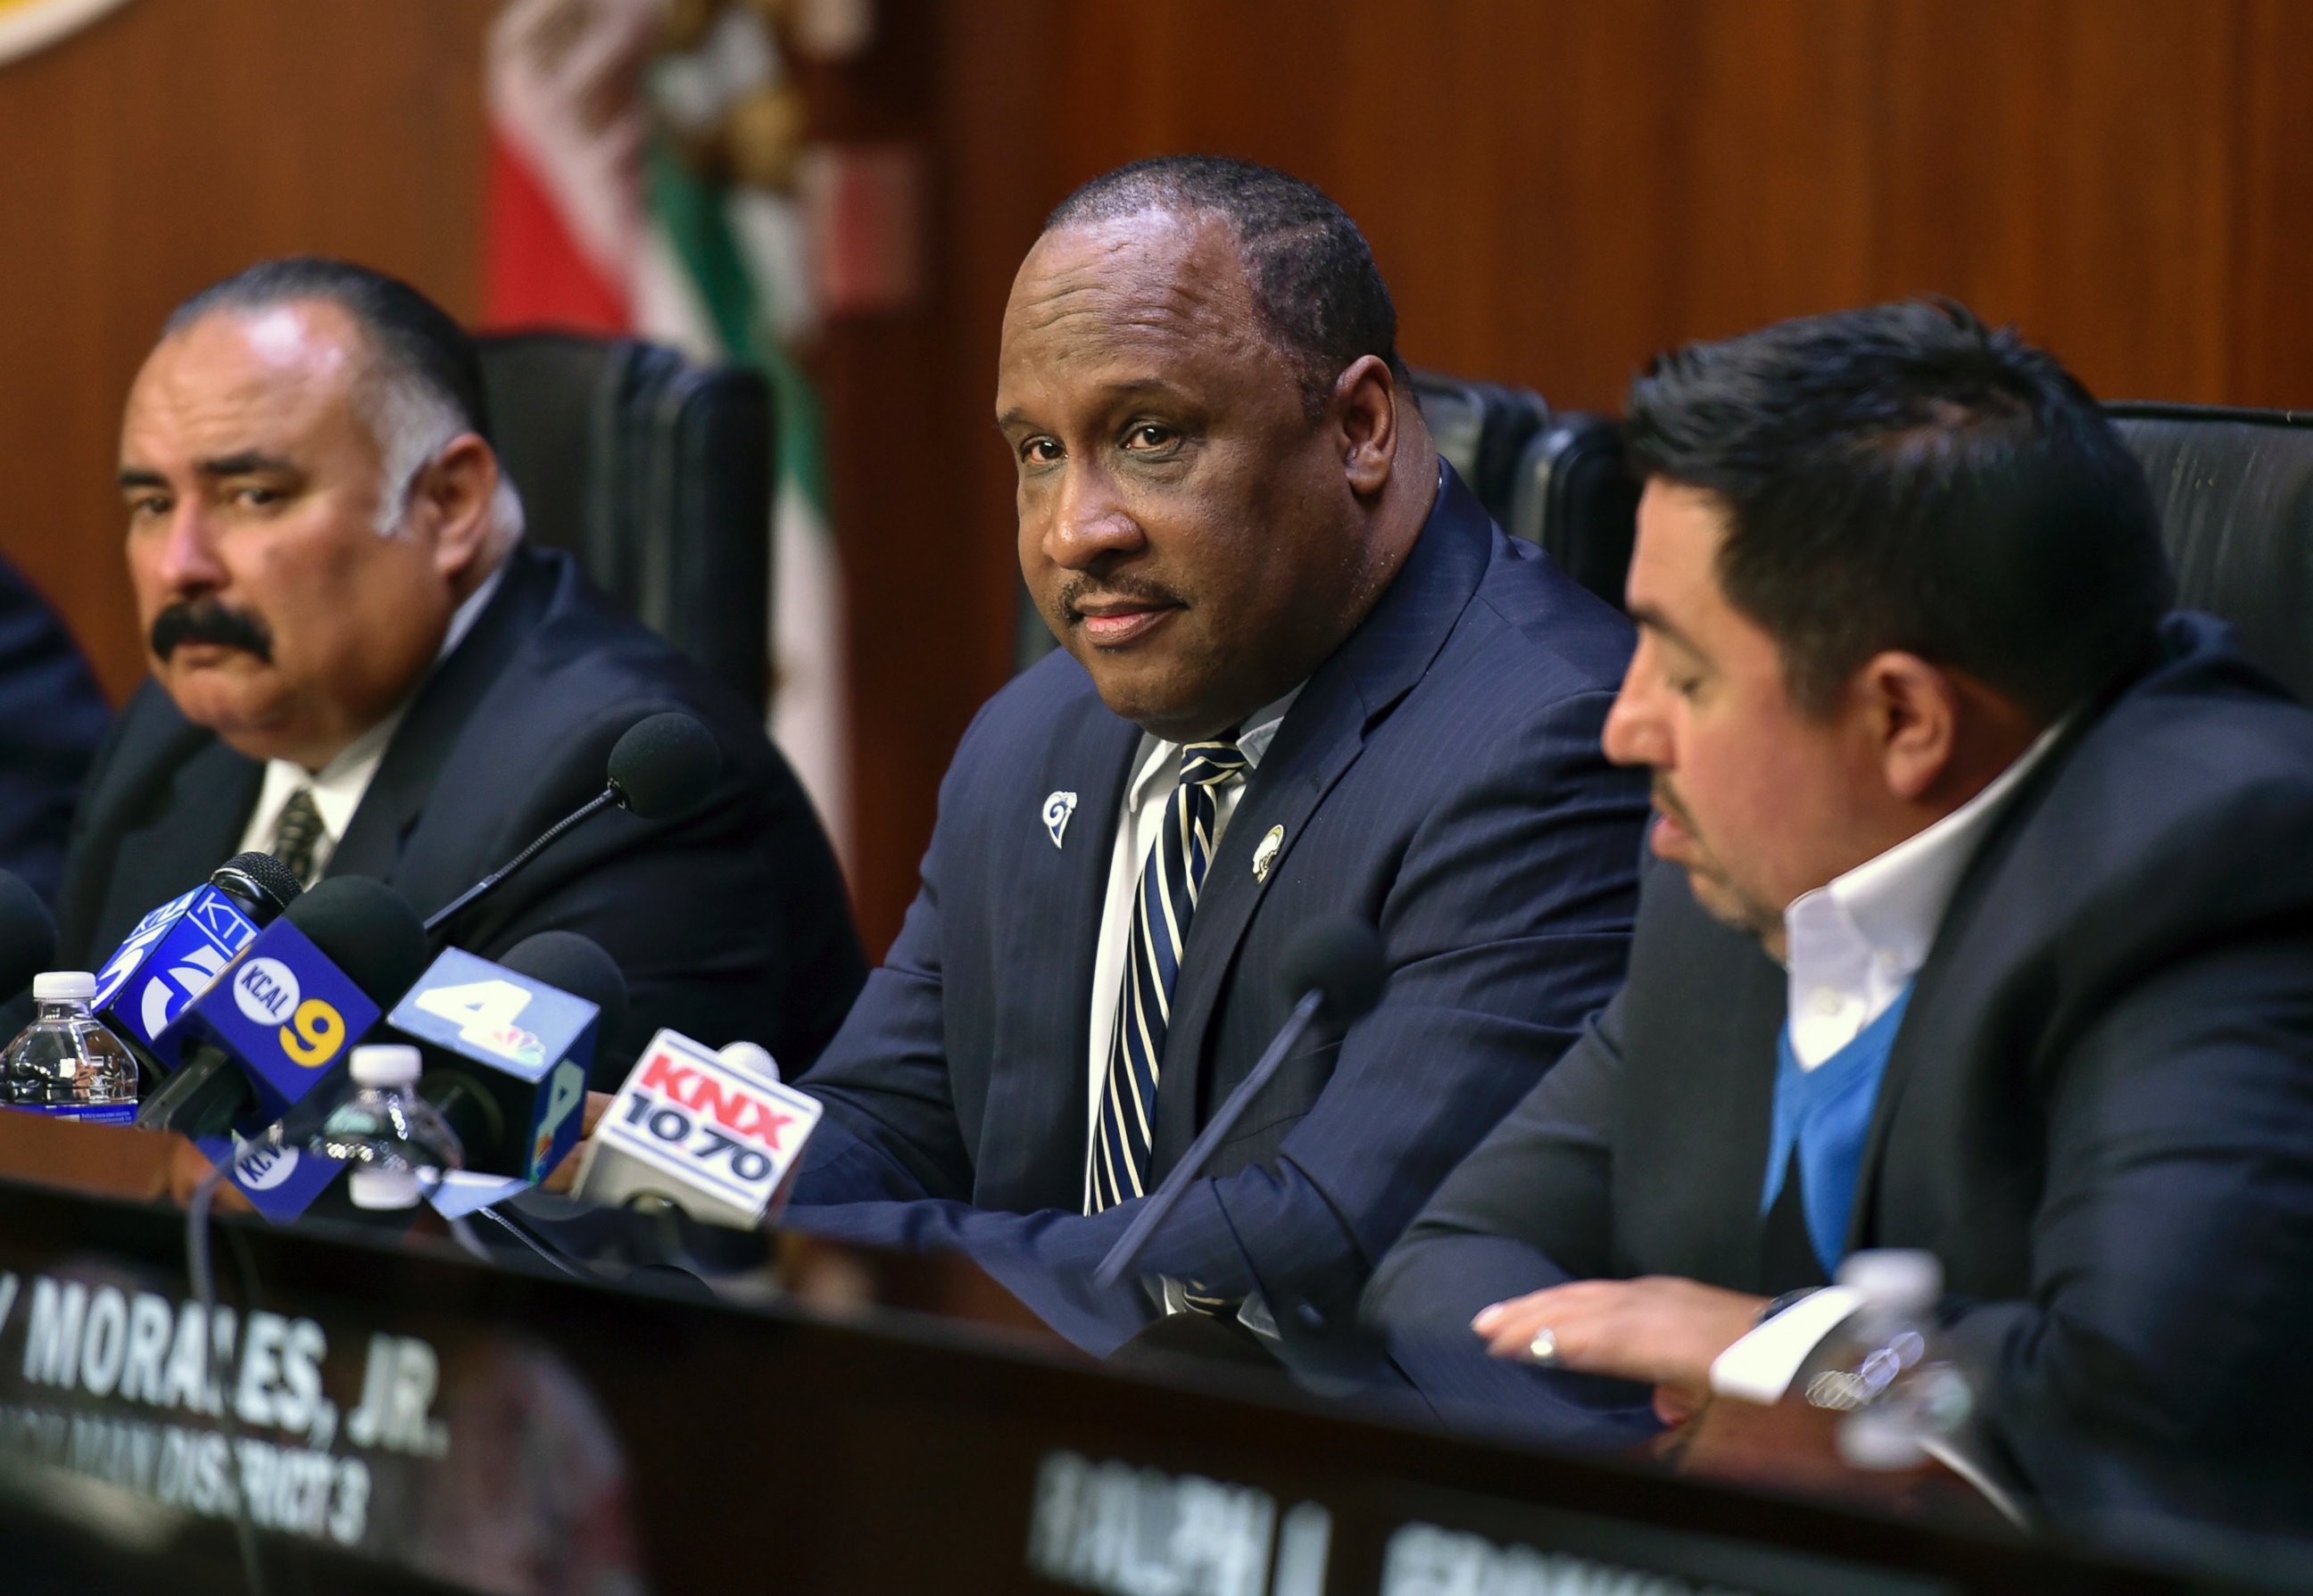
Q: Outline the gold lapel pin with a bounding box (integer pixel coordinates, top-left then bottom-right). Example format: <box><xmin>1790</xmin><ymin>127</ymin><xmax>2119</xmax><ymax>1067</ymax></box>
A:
<box><xmin>1252</xmin><ymin>824</ymin><xmax>1284</xmax><ymax>882</ymax></box>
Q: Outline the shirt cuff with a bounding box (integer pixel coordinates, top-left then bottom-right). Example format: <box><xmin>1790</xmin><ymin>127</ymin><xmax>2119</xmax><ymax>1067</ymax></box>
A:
<box><xmin>1708</xmin><ymin>1285</ymin><xmax>1864</xmax><ymax>1404</ymax></box>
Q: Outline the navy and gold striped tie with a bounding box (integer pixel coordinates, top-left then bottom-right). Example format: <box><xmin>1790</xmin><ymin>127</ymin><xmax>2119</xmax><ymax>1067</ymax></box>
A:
<box><xmin>1090</xmin><ymin>739</ymin><xmax>1249</xmax><ymax>1213</ymax></box>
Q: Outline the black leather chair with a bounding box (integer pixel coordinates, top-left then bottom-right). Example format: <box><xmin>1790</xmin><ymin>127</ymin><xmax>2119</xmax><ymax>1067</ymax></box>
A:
<box><xmin>2107</xmin><ymin>402</ymin><xmax>2313</xmax><ymax>703</ymax></box>
<box><xmin>1407</xmin><ymin>368</ymin><xmax>1550</xmax><ymax>526</ymax></box>
<box><xmin>477</xmin><ymin>331</ymin><xmax>774</xmax><ymax>714</ymax></box>
<box><xmin>1505</xmin><ymin>412</ymin><xmax>1640</xmax><ymax>611</ymax></box>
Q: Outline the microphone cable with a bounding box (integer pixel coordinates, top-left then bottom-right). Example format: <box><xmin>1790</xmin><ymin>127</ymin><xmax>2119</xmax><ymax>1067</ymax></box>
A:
<box><xmin>185</xmin><ymin>1159</ymin><xmax>271</xmax><ymax>1596</ymax></box>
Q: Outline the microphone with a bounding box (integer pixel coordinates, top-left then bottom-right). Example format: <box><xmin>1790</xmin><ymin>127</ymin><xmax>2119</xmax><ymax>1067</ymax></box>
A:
<box><xmin>210</xmin><ymin>850</ymin><xmax>304</xmax><ymax>922</ymax></box>
<box><xmin>137</xmin><ymin>877</ymin><xmax>429</xmax><ymax>1141</ymax></box>
<box><xmin>384</xmin><ymin>930</ymin><xmax>627</xmax><ymax>1185</ymax></box>
<box><xmin>91</xmin><ymin>851</ymin><xmax>302</xmax><ymax>1074</ymax></box>
<box><xmin>422</xmin><ymin>711</ymin><xmax>721</xmax><ymax>939</ymax></box>
<box><xmin>575</xmin><ymin>1030</ymin><xmax>824</xmax><ymax>1229</ymax></box>
<box><xmin>0</xmin><ymin>871</ymin><xmax>58</xmax><ymax>1000</ymax></box>
<box><xmin>1091</xmin><ymin>915</ymin><xmax>1385</xmax><ymax>1290</ymax></box>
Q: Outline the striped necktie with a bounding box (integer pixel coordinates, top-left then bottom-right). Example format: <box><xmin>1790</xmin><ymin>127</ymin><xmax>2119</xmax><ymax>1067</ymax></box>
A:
<box><xmin>269</xmin><ymin>786</ymin><xmax>327</xmax><ymax>889</ymax></box>
<box><xmin>1089</xmin><ymin>738</ymin><xmax>1249</xmax><ymax>1213</ymax></box>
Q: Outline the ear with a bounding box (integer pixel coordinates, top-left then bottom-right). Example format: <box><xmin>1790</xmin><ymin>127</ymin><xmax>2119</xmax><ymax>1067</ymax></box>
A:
<box><xmin>1332</xmin><ymin>354</ymin><xmax>1397</xmax><ymax>497</ymax></box>
<box><xmin>1861</xmin><ymin>650</ymin><xmax>1961</xmax><ymax>803</ymax></box>
<box><xmin>410</xmin><ymin>434</ymin><xmax>500</xmax><ymax>583</ymax></box>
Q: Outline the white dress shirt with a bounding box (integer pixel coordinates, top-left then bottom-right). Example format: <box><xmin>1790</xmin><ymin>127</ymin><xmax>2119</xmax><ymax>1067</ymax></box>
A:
<box><xmin>1082</xmin><ymin>687</ymin><xmax>1303</xmax><ymax>1208</ymax></box>
<box><xmin>1711</xmin><ymin>719</ymin><xmax>2067</xmax><ymax>1399</ymax></box>
<box><xmin>1780</xmin><ymin>720</ymin><xmax>2068</xmax><ymax>1070</ymax></box>
<box><xmin>234</xmin><ymin>564</ymin><xmax>508</xmax><ymax>878</ymax></box>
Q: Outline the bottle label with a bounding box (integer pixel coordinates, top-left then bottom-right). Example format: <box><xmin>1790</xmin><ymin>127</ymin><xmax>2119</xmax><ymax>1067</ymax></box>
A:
<box><xmin>3</xmin><ymin>1102</ymin><xmax>139</xmax><ymax>1125</ymax></box>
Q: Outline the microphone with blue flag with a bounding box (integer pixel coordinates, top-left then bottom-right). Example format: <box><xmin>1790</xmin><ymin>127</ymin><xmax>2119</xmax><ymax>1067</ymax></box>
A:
<box><xmin>89</xmin><ymin>851</ymin><xmax>303</xmax><ymax>1079</ymax></box>
<box><xmin>383</xmin><ymin>931</ymin><xmax>626</xmax><ymax>1214</ymax></box>
<box><xmin>138</xmin><ymin>877</ymin><xmax>430</xmax><ymax>1221</ymax></box>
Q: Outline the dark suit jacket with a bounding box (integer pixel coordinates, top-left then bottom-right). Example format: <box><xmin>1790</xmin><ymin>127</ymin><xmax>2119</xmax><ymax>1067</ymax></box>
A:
<box><xmin>53</xmin><ymin>544</ymin><xmax>865</xmax><ymax>1082</ymax></box>
<box><xmin>1366</xmin><ymin>614</ymin><xmax>2313</xmax><ymax>1531</ymax></box>
<box><xmin>784</xmin><ymin>466</ymin><xmax>1649</xmax><ymax>1352</ymax></box>
<box><xmin>0</xmin><ymin>555</ymin><xmax>108</xmax><ymax>907</ymax></box>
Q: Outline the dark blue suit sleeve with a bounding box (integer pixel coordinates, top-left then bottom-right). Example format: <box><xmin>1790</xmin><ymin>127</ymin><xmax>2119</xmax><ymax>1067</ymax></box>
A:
<box><xmin>0</xmin><ymin>560</ymin><xmax>108</xmax><ymax>906</ymax></box>
<box><xmin>1349</xmin><ymin>971</ymin><xmax>1662</xmax><ymax>1443</ymax></box>
<box><xmin>787</xmin><ymin>885</ymin><xmax>975</xmax><ymax>1203</ymax></box>
<box><xmin>1361</xmin><ymin>978</ymin><xmax>1625</xmax><ymax>1336</ymax></box>
<box><xmin>788</xmin><ymin>697</ymin><xmax>993</xmax><ymax>1206</ymax></box>
<box><xmin>1938</xmin><ymin>930</ymin><xmax>2313</xmax><ymax>1528</ymax></box>
<box><xmin>788</xmin><ymin>690</ymin><xmax>1645</xmax><ymax>1355</ymax></box>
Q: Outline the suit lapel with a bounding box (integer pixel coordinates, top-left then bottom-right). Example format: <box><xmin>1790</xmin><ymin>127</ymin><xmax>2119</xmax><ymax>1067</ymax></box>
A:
<box><xmin>1843</xmin><ymin>707</ymin><xmax>2093</xmax><ymax>1250</ymax></box>
<box><xmin>98</xmin><ymin>738</ymin><xmax>261</xmax><ymax>953</ymax></box>
<box><xmin>1716</xmin><ymin>950</ymin><xmax>1795</xmax><ymax>1288</ymax></box>
<box><xmin>976</xmin><ymin>683</ymin><xmax>1142</xmax><ymax>1211</ymax></box>
<box><xmin>1149</xmin><ymin>463</ymin><xmax>1493</xmax><ymax>1170</ymax></box>
<box><xmin>328</xmin><ymin>550</ymin><xmax>553</xmax><ymax>885</ymax></box>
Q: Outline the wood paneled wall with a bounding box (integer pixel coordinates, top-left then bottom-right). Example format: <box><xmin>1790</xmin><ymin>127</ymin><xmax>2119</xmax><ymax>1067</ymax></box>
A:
<box><xmin>858</xmin><ymin>0</ymin><xmax>2312</xmax><ymax>948</ymax></box>
<box><xmin>1002</xmin><ymin>0</ymin><xmax>2312</xmax><ymax>413</ymax></box>
<box><xmin>2</xmin><ymin>1</ymin><xmax>2308</xmax><ymax>956</ymax></box>
<box><xmin>0</xmin><ymin>0</ymin><xmax>493</xmax><ymax>705</ymax></box>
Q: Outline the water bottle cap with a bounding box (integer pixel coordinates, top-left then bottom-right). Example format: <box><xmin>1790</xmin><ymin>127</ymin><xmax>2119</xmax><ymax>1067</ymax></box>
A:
<box><xmin>1836</xmin><ymin>1248</ymin><xmax>1943</xmax><ymax>1312</ymax></box>
<box><xmin>31</xmin><ymin>972</ymin><xmax>95</xmax><ymax>1004</ymax></box>
<box><xmin>718</xmin><ymin>1040</ymin><xmax>779</xmax><ymax>1084</ymax></box>
<box><xmin>349</xmin><ymin>1166</ymin><xmax>420</xmax><ymax>1210</ymax></box>
<box><xmin>350</xmin><ymin>1044</ymin><xmax>421</xmax><ymax>1087</ymax></box>
<box><xmin>1838</xmin><ymin>1407</ymin><xmax>1932</xmax><ymax>1470</ymax></box>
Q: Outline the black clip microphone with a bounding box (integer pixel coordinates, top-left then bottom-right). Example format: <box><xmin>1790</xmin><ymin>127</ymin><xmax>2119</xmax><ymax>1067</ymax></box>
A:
<box><xmin>1092</xmin><ymin>915</ymin><xmax>1385</xmax><ymax>1290</ymax></box>
<box><xmin>422</xmin><ymin>711</ymin><xmax>721</xmax><ymax>939</ymax></box>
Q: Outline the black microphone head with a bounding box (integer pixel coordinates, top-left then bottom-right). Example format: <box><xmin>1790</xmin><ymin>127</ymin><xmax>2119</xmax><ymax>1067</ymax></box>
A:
<box><xmin>1278</xmin><ymin>915</ymin><xmax>1385</xmax><ymax>1027</ymax></box>
<box><xmin>498</xmin><ymin>930</ymin><xmax>631</xmax><ymax>1042</ymax></box>
<box><xmin>211</xmin><ymin>850</ymin><xmax>303</xmax><ymax>922</ymax></box>
<box><xmin>0</xmin><ymin>871</ymin><xmax>57</xmax><ymax>1000</ymax></box>
<box><xmin>282</xmin><ymin>876</ymin><xmax>429</xmax><ymax>1003</ymax></box>
<box><xmin>606</xmin><ymin>712</ymin><xmax>721</xmax><ymax>821</ymax></box>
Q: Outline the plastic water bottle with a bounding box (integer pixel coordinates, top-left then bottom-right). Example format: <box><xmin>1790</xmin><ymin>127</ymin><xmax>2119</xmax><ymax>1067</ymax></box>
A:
<box><xmin>0</xmin><ymin>972</ymin><xmax>139</xmax><ymax>1124</ymax></box>
<box><xmin>1804</xmin><ymin>1249</ymin><xmax>1977</xmax><ymax>1470</ymax></box>
<box><xmin>313</xmin><ymin>1044</ymin><xmax>463</xmax><ymax>1210</ymax></box>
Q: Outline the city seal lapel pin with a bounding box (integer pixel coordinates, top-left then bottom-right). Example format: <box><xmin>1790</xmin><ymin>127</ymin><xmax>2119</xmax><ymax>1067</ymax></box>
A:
<box><xmin>1043</xmin><ymin>790</ymin><xmax>1079</xmax><ymax>849</ymax></box>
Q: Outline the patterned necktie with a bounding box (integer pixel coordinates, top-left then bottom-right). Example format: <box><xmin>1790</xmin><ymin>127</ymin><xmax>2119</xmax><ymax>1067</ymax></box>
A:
<box><xmin>1089</xmin><ymin>739</ymin><xmax>1250</xmax><ymax>1213</ymax></box>
<box><xmin>269</xmin><ymin>787</ymin><xmax>327</xmax><ymax>888</ymax></box>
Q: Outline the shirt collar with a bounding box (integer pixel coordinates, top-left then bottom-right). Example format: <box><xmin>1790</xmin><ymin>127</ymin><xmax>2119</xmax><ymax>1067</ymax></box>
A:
<box><xmin>1124</xmin><ymin>684</ymin><xmax>1306</xmax><ymax>808</ymax></box>
<box><xmin>1783</xmin><ymin>716</ymin><xmax>2069</xmax><ymax>978</ymax></box>
<box><xmin>439</xmin><ymin>558</ymin><xmax>506</xmax><ymax>662</ymax></box>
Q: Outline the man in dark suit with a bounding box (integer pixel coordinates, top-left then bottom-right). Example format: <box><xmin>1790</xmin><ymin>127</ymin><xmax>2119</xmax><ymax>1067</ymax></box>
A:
<box><xmin>65</xmin><ymin>258</ymin><xmax>863</xmax><ymax>1079</ymax></box>
<box><xmin>0</xmin><ymin>554</ymin><xmax>109</xmax><ymax>906</ymax></box>
<box><xmin>1364</xmin><ymin>301</ymin><xmax>2313</xmax><ymax>1532</ymax></box>
<box><xmin>782</xmin><ymin>159</ymin><xmax>1647</xmax><ymax>1354</ymax></box>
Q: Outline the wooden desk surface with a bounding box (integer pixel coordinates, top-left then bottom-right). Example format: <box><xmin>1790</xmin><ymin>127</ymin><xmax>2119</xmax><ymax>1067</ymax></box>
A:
<box><xmin>0</xmin><ymin>1107</ymin><xmax>180</xmax><ymax>1203</ymax></box>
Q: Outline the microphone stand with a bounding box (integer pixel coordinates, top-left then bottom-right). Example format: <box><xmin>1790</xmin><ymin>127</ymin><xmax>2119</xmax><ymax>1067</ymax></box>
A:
<box><xmin>1092</xmin><ymin>987</ymin><xmax>1325</xmax><ymax>1290</ymax></box>
<box><xmin>422</xmin><ymin>787</ymin><xmax>615</xmax><ymax>937</ymax></box>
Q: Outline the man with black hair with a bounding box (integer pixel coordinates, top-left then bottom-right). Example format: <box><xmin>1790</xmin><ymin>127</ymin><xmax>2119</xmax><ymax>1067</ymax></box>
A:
<box><xmin>1365</xmin><ymin>300</ymin><xmax>2313</xmax><ymax>1531</ymax></box>
<box><xmin>60</xmin><ymin>258</ymin><xmax>865</xmax><ymax>1079</ymax></box>
<box><xmin>783</xmin><ymin>157</ymin><xmax>1647</xmax><ymax>1352</ymax></box>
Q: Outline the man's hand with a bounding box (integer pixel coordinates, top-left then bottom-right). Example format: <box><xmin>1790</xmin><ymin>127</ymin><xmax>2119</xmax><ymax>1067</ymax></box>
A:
<box><xmin>541</xmin><ymin>1090</ymin><xmax>617</xmax><ymax>1193</ymax></box>
<box><xmin>1472</xmin><ymin>1276</ymin><xmax>1766</xmax><ymax>1424</ymax></box>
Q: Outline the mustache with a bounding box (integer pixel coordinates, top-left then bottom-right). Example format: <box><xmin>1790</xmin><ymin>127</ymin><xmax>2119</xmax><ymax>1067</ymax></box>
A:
<box><xmin>1650</xmin><ymin>775</ymin><xmax>1696</xmax><ymax>833</ymax></box>
<box><xmin>1057</xmin><ymin>571</ymin><xmax>1186</xmax><ymax>623</ymax></box>
<box><xmin>151</xmin><ymin>599</ymin><xmax>273</xmax><ymax>664</ymax></box>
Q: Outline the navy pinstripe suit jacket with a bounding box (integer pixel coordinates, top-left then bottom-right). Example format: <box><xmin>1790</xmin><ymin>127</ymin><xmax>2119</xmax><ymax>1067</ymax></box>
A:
<box><xmin>785</xmin><ymin>466</ymin><xmax>1649</xmax><ymax>1352</ymax></box>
